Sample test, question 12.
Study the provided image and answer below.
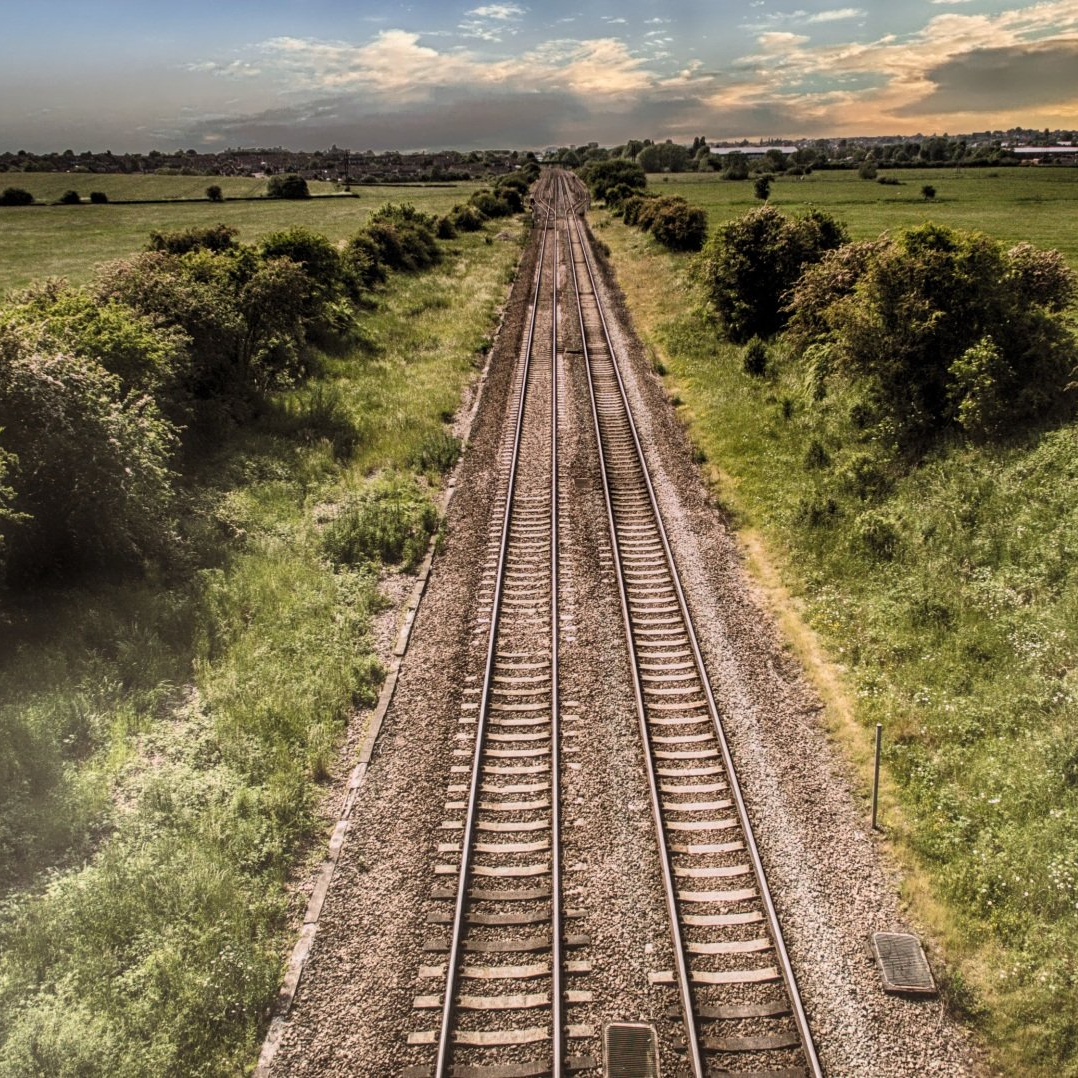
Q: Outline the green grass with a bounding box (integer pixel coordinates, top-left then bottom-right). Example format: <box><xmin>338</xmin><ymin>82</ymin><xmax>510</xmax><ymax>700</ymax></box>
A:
<box><xmin>0</xmin><ymin>174</ymin><xmax>486</xmax><ymax>293</ymax></box>
<box><xmin>651</xmin><ymin>167</ymin><xmax>1078</xmax><ymax>269</ymax></box>
<box><xmin>0</xmin><ymin>217</ymin><xmax>524</xmax><ymax>1075</ymax></box>
<box><xmin>599</xmin><ymin>207</ymin><xmax>1078</xmax><ymax>1076</ymax></box>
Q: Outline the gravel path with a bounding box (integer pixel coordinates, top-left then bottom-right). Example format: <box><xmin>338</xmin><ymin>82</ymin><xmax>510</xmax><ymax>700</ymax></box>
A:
<box><xmin>266</xmin><ymin>203</ymin><xmax>987</xmax><ymax>1077</ymax></box>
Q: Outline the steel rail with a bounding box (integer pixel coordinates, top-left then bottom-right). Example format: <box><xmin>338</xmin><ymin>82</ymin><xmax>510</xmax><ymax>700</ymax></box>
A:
<box><xmin>567</xmin><ymin>202</ymin><xmax>823</xmax><ymax>1078</ymax></box>
<box><xmin>434</xmin><ymin>177</ymin><xmax>561</xmax><ymax>1078</ymax></box>
<box><xmin>549</xmin><ymin>171</ymin><xmax>565</xmax><ymax>1077</ymax></box>
<box><xmin>565</xmin><ymin>183</ymin><xmax>706</xmax><ymax>1078</ymax></box>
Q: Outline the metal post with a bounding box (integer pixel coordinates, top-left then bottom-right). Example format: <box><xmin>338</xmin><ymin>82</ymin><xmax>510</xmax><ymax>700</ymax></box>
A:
<box><xmin>871</xmin><ymin>723</ymin><xmax>883</xmax><ymax>831</ymax></box>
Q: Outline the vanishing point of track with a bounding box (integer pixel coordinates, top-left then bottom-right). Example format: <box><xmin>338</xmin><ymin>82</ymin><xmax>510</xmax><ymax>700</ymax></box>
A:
<box><xmin>404</xmin><ymin>169</ymin><xmax>822</xmax><ymax>1077</ymax></box>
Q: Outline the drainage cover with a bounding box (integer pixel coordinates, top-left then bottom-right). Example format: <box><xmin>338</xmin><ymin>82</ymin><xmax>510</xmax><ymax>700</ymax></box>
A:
<box><xmin>603</xmin><ymin>1022</ymin><xmax>660</xmax><ymax>1078</ymax></box>
<box><xmin>872</xmin><ymin>931</ymin><xmax>937</xmax><ymax>995</ymax></box>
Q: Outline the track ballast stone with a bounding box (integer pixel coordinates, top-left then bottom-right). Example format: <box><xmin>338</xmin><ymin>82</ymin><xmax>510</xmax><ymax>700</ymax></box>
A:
<box><xmin>267</xmin><ymin>196</ymin><xmax>984</xmax><ymax>1077</ymax></box>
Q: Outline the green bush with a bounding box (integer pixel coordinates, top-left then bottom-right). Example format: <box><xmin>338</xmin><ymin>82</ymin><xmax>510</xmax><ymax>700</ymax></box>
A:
<box><xmin>149</xmin><ymin>223</ymin><xmax>238</xmax><ymax>255</ymax></box>
<box><xmin>0</xmin><ymin>338</ymin><xmax>177</xmax><ymax>582</ymax></box>
<box><xmin>699</xmin><ymin>205</ymin><xmax>848</xmax><ymax>343</ymax></box>
<box><xmin>58</xmin><ymin>190</ymin><xmax>81</xmax><ymax>205</ymax></box>
<box><xmin>265</xmin><ymin>173</ymin><xmax>310</xmax><ymax>200</ymax></box>
<box><xmin>89</xmin><ymin>191</ymin><xmax>109</xmax><ymax>204</ymax></box>
<box><xmin>742</xmin><ymin>337</ymin><xmax>769</xmax><ymax>376</ymax></box>
<box><xmin>788</xmin><ymin>224</ymin><xmax>1078</xmax><ymax>446</ymax></box>
<box><xmin>649</xmin><ymin>199</ymin><xmax>708</xmax><ymax>252</ymax></box>
<box><xmin>450</xmin><ymin>204</ymin><xmax>484</xmax><ymax>232</ymax></box>
<box><xmin>0</xmin><ymin>187</ymin><xmax>33</xmax><ymax>207</ymax></box>
<box><xmin>577</xmin><ymin>158</ymin><xmax>646</xmax><ymax>202</ymax></box>
<box><xmin>323</xmin><ymin>474</ymin><xmax>438</xmax><ymax>571</ymax></box>
<box><xmin>0</xmin><ymin>279</ymin><xmax>187</xmax><ymax>399</ymax></box>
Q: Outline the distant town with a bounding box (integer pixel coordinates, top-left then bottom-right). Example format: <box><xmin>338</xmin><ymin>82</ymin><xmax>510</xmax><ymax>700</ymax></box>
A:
<box><xmin>1</xmin><ymin>127</ymin><xmax>1076</xmax><ymax>183</ymax></box>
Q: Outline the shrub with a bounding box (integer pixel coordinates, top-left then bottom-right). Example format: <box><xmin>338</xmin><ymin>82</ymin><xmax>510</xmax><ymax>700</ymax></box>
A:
<box><xmin>0</xmin><ymin>187</ymin><xmax>33</xmax><ymax>206</ymax></box>
<box><xmin>858</xmin><ymin>162</ymin><xmax>878</xmax><ymax>180</ymax></box>
<box><xmin>649</xmin><ymin>200</ymin><xmax>708</xmax><ymax>252</ymax></box>
<box><xmin>206</xmin><ymin>184</ymin><xmax>224</xmax><ymax>202</ymax></box>
<box><xmin>362</xmin><ymin>204</ymin><xmax>441</xmax><ymax>273</ymax></box>
<box><xmin>0</xmin><ymin>279</ymin><xmax>187</xmax><ymax>399</ymax></box>
<box><xmin>742</xmin><ymin>337</ymin><xmax>769</xmax><ymax>376</ymax></box>
<box><xmin>753</xmin><ymin>175</ymin><xmax>771</xmax><ymax>201</ymax></box>
<box><xmin>259</xmin><ymin>227</ymin><xmax>346</xmax><ymax>319</ymax></box>
<box><xmin>89</xmin><ymin>191</ymin><xmax>109</xmax><ymax>204</ymax></box>
<box><xmin>266</xmin><ymin>174</ymin><xmax>310</xmax><ymax>200</ymax></box>
<box><xmin>436</xmin><ymin>215</ymin><xmax>457</xmax><ymax>240</ymax></box>
<box><xmin>450</xmin><ymin>204</ymin><xmax>484</xmax><ymax>232</ymax></box>
<box><xmin>148</xmin><ymin>223</ymin><xmax>238</xmax><ymax>255</ymax></box>
<box><xmin>698</xmin><ymin>205</ymin><xmax>848</xmax><ymax>342</ymax></box>
<box><xmin>921</xmin><ymin>184</ymin><xmax>937</xmax><ymax>201</ymax></box>
<box><xmin>0</xmin><ymin>337</ymin><xmax>177</xmax><ymax>582</ymax></box>
<box><xmin>788</xmin><ymin>224</ymin><xmax>1078</xmax><ymax>445</ymax></box>
<box><xmin>342</xmin><ymin>232</ymin><xmax>387</xmax><ymax>291</ymax></box>
<box><xmin>577</xmin><ymin>158</ymin><xmax>646</xmax><ymax>202</ymax></box>
<box><xmin>58</xmin><ymin>190</ymin><xmax>81</xmax><ymax>205</ymax></box>
<box><xmin>469</xmin><ymin>190</ymin><xmax>513</xmax><ymax>219</ymax></box>
<box><xmin>323</xmin><ymin>475</ymin><xmax>438</xmax><ymax>572</ymax></box>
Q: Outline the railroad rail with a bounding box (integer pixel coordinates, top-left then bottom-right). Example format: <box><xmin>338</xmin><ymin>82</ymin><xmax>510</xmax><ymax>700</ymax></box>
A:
<box><xmin>564</xmin><ymin>183</ymin><xmax>822</xmax><ymax>1077</ymax></box>
<box><xmin>405</xmin><ymin>171</ymin><xmax>585</xmax><ymax>1078</ymax></box>
<box><xmin>406</xmin><ymin>168</ymin><xmax>820</xmax><ymax>1077</ymax></box>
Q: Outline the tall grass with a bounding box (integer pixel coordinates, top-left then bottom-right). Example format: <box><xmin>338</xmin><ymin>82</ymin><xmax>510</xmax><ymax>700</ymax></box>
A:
<box><xmin>0</xmin><ymin>218</ymin><xmax>524</xmax><ymax>1074</ymax></box>
<box><xmin>601</xmin><ymin>211</ymin><xmax>1078</xmax><ymax>1075</ymax></box>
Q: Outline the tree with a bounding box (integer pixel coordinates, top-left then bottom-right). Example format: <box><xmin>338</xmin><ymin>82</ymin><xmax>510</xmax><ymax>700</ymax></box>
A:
<box><xmin>58</xmin><ymin>190</ymin><xmax>81</xmax><ymax>205</ymax></box>
<box><xmin>649</xmin><ymin>199</ymin><xmax>708</xmax><ymax>252</ymax></box>
<box><xmin>577</xmin><ymin>158</ymin><xmax>646</xmax><ymax>202</ymax></box>
<box><xmin>787</xmin><ymin>224</ymin><xmax>1078</xmax><ymax>445</ymax></box>
<box><xmin>858</xmin><ymin>162</ymin><xmax>878</xmax><ymax>180</ymax></box>
<box><xmin>0</xmin><ymin>187</ymin><xmax>33</xmax><ymax>206</ymax></box>
<box><xmin>89</xmin><ymin>191</ymin><xmax>109</xmax><ymax>204</ymax></box>
<box><xmin>206</xmin><ymin>184</ymin><xmax>224</xmax><ymax>202</ymax></box>
<box><xmin>699</xmin><ymin>205</ymin><xmax>848</xmax><ymax>342</ymax></box>
<box><xmin>0</xmin><ymin>336</ymin><xmax>177</xmax><ymax>582</ymax></box>
<box><xmin>266</xmin><ymin>174</ymin><xmax>310</xmax><ymax>200</ymax></box>
<box><xmin>754</xmin><ymin>175</ymin><xmax>772</xmax><ymax>201</ymax></box>
<box><xmin>921</xmin><ymin>184</ymin><xmax>937</xmax><ymax>201</ymax></box>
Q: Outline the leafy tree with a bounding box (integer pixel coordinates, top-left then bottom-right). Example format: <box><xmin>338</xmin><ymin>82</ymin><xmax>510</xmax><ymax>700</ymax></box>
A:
<box><xmin>753</xmin><ymin>175</ymin><xmax>772</xmax><ymax>201</ymax></box>
<box><xmin>266</xmin><ymin>174</ymin><xmax>310</xmax><ymax>200</ymax></box>
<box><xmin>206</xmin><ymin>184</ymin><xmax>224</xmax><ymax>202</ymax></box>
<box><xmin>699</xmin><ymin>205</ymin><xmax>848</xmax><ymax>342</ymax></box>
<box><xmin>149</xmin><ymin>223</ymin><xmax>238</xmax><ymax>255</ymax></box>
<box><xmin>0</xmin><ymin>187</ymin><xmax>33</xmax><ymax>206</ymax></box>
<box><xmin>787</xmin><ymin>224</ymin><xmax>1078</xmax><ymax>445</ymax></box>
<box><xmin>858</xmin><ymin>162</ymin><xmax>878</xmax><ymax>180</ymax></box>
<box><xmin>720</xmin><ymin>152</ymin><xmax>749</xmax><ymax>181</ymax></box>
<box><xmin>0</xmin><ymin>333</ymin><xmax>177</xmax><ymax>582</ymax></box>
<box><xmin>637</xmin><ymin>142</ymin><xmax>690</xmax><ymax>173</ymax></box>
<box><xmin>0</xmin><ymin>279</ymin><xmax>187</xmax><ymax>399</ymax></box>
<box><xmin>648</xmin><ymin>199</ymin><xmax>708</xmax><ymax>252</ymax></box>
<box><xmin>577</xmin><ymin>158</ymin><xmax>646</xmax><ymax>202</ymax></box>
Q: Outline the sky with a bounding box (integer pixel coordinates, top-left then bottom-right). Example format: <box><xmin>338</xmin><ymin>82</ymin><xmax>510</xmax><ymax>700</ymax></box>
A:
<box><xmin>2</xmin><ymin>0</ymin><xmax>1077</xmax><ymax>152</ymax></box>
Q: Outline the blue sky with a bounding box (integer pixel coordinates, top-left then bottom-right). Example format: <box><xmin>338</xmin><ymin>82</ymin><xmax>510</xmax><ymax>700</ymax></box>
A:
<box><xmin>3</xmin><ymin>1</ymin><xmax>1077</xmax><ymax>151</ymax></box>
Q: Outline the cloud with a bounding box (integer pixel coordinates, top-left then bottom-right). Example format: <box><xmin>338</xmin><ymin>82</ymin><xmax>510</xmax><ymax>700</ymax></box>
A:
<box><xmin>744</xmin><ymin>7</ymin><xmax>865</xmax><ymax>29</ymax></box>
<box><xmin>460</xmin><ymin>3</ymin><xmax>525</xmax><ymax>41</ymax></box>
<box><xmin>466</xmin><ymin>4</ymin><xmax>525</xmax><ymax>17</ymax></box>
<box><xmin>170</xmin><ymin>0</ymin><xmax>1078</xmax><ymax>150</ymax></box>
<box><xmin>895</xmin><ymin>37</ymin><xmax>1078</xmax><ymax>112</ymax></box>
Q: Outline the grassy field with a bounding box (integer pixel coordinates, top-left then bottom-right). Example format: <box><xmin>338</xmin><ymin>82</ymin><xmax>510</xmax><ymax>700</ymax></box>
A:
<box><xmin>0</xmin><ymin>214</ymin><xmax>524</xmax><ymax>1075</ymax></box>
<box><xmin>596</xmin><ymin>173</ymin><xmax>1078</xmax><ymax>1076</ymax></box>
<box><xmin>652</xmin><ymin>166</ymin><xmax>1078</xmax><ymax>269</ymax></box>
<box><xmin>0</xmin><ymin>174</ymin><xmax>485</xmax><ymax>293</ymax></box>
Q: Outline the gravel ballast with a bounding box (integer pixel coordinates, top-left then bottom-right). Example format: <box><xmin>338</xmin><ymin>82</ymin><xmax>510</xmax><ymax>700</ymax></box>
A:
<box><xmin>266</xmin><ymin>202</ymin><xmax>985</xmax><ymax>1077</ymax></box>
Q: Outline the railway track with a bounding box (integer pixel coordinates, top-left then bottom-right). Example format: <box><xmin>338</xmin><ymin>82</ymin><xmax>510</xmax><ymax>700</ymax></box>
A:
<box><xmin>405</xmin><ymin>170</ymin><xmax>821</xmax><ymax>1077</ymax></box>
